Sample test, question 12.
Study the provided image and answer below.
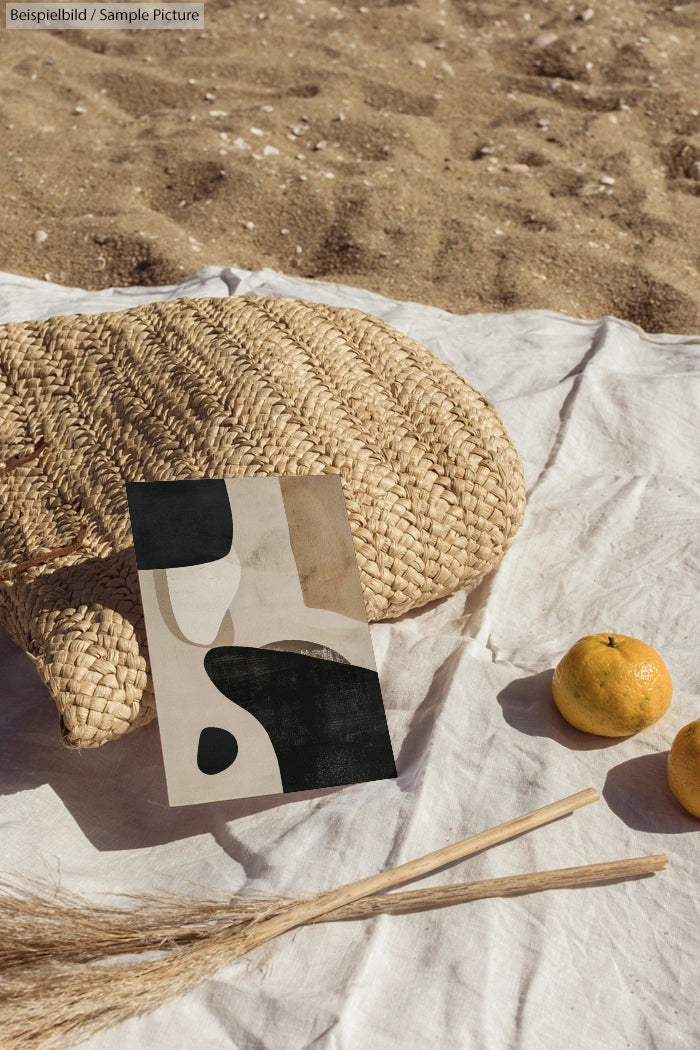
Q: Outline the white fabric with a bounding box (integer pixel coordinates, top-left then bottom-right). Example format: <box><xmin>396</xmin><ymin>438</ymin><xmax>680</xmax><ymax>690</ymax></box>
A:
<box><xmin>1</xmin><ymin>267</ymin><xmax>698</xmax><ymax>1050</ymax></box>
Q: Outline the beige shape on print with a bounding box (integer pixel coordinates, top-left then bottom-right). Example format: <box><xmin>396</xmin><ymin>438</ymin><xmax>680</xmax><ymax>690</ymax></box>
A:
<box><xmin>165</xmin><ymin>549</ymin><xmax>242</xmax><ymax>646</ymax></box>
<box><xmin>138</xmin><ymin>568</ymin><xmax>283</xmax><ymax>805</ymax></box>
<box><xmin>224</xmin><ymin>476</ymin><xmax>377</xmax><ymax>671</ymax></box>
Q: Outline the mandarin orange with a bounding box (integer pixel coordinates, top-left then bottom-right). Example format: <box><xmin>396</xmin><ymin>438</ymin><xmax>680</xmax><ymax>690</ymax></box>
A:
<box><xmin>668</xmin><ymin>719</ymin><xmax>700</xmax><ymax>818</ymax></box>
<box><xmin>552</xmin><ymin>633</ymin><xmax>672</xmax><ymax>737</ymax></box>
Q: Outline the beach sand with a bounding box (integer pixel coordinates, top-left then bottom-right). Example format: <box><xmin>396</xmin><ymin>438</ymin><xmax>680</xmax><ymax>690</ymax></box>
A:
<box><xmin>1</xmin><ymin>0</ymin><xmax>699</xmax><ymax>333</ymax></box>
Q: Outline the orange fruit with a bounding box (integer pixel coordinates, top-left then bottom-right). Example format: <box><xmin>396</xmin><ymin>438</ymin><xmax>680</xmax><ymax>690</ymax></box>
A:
<box><xmin>667</xmin><ymin>720</ymin><xmax>700</xmax><ymax>818</ymax></box>
<box><xmin>552</xmin><ymin>633</ymin><xmax>672</xmax><ymax>737</ymax></box>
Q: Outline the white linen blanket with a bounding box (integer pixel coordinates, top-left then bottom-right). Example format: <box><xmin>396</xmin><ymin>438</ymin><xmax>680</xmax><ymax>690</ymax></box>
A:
<box><xmin>1</xmin><ymin>266</ymin><xmax>698</xmax><ymax>1050</ymax></box>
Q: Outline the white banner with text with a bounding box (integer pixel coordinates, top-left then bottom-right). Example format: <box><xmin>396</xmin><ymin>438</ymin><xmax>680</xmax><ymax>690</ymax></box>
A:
<box><xmin>5</xmin><ymin>3</ymin><xmax>204</xmax><ymax>29</ymax></box>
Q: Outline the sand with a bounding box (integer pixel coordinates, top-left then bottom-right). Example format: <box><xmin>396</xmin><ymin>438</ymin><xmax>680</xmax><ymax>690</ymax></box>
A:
<box><xmin>1</xmin><ymin>0</ymin><xmax>699</xmax><ymax>333</ymax></box>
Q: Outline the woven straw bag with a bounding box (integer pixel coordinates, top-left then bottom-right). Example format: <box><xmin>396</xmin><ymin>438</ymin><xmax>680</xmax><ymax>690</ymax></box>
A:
<box><xmin>0</xmin><ymin>296</ymin><xmax>525</xmax><ymax>748</ymax></box>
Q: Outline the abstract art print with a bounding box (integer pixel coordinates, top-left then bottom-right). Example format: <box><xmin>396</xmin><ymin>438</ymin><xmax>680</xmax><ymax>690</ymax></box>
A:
<box><xmin>126</xmin><ymin>475</ymin><xmax>397</xmax><ymax>806</ymax></box>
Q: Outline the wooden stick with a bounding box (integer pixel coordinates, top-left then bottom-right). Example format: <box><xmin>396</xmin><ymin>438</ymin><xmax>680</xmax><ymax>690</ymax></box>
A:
<box><xmin>238</xmin><ymin>787</ymin><xmax>600</xmax><ymax>955</ymax></box>
<box><xmin>315</xmin><ymin>854</ymin><xmax>669</xmax><ymax>921</ymax></box>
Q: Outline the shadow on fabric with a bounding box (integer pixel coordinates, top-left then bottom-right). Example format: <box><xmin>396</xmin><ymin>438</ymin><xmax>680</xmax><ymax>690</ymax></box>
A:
<box><xmin>497</xmin><ymin>669</ymin><xmax>620</xmax><ymax>752</ymax></box>
<box><xmin>391</xmin><ymin>645</ymin><xmax>465</xmax><ymax>793</ymax></box>
<box><xmin>603</xmin><ymin>752</ymin><xmax>698</xmax><ymax>834</ymax></box>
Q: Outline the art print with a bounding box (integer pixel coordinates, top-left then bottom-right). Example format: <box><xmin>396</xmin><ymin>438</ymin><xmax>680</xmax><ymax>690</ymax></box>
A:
<box><xmin>126</xmin><ymin>475</ymin><xmax>396</xmax><ymax>806</ymax></box>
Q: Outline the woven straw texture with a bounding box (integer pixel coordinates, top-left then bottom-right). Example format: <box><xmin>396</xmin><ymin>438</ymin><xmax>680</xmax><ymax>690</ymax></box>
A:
<box><xmin>0</xmin><ymin>296</ymin><xmax>525</xmax><ymax>748</ymax></box>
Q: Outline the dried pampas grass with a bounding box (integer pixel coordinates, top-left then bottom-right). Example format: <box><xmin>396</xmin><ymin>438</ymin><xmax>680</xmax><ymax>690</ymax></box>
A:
<box><xmin>0</xmin><ymin>789</ymin><xmax>667</xmax><ymax>1050</ymax></box>
<box><xmin>2</xmin><ymin>892</ymin><xmax>300</xmax><ymax>1050</ymax></box>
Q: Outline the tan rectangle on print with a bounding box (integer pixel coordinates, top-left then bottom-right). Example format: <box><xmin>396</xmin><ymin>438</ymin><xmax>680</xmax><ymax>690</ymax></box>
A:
<box><xmin>279</xmin><ymin>473</ymin><xmax>368</xmax><ymax>623</ymax></box>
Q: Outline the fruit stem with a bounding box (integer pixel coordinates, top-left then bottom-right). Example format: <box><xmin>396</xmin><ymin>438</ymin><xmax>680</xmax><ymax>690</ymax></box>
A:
<box><xmin>607</xmin><ymin>636</ymin><xmax>618</xmax><ymax>648</ymax></box>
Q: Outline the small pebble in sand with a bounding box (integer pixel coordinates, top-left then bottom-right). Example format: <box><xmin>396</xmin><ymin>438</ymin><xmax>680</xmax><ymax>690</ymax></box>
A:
<box><xmin>531</xmin><ymin>31</ymin><xmax>558</xmax><ymax>48</ymax></box>
<box><xmin>504</xmin><ymin>163</ymin><xmax>530</xmax><ymax>174</ymax></box>
<box><xmin>537</xmin><ymin>118</ymin><xmax>550</xmax><ymax>127</ymax></box>
<box><xmin>34</xmin><ymin>229</ymin><xmax>48</xmax><ymax>245</ymax></box>
<box><xmin>244</xmin><ymin>221</ymin><xmax>255</xmax><ymax>230</ymax></box>
<box><xmin>599</xmin><ymin>175</ymin><xmax>616</xmax><ymax>185</ymax></box>
<box><xmin>687</xmin><ymin>161</ymin><xmax>700</xmax><ymax>180</ymax></box>
<box><xmin>73</xmin><ymin>106</ymin><xmax>87</xmax><ymax>115</ymax></box>
<box><xmin>580</xmin><ymin>182</ymin><xmax>603</xmax><ymax>196</ymax></box>
<box><xmin>577</xmin><ymin>7</ymin><xmax>594</xmax><ymax>21</ymax></box>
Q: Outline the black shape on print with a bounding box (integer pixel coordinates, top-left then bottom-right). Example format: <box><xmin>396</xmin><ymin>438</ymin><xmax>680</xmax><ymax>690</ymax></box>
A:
<box><xmin>126</xmin><ymin>479</ymin><xmax>233</xmax><ymax>569</ymax></box>
<box><xmin>197</xmin><ymin>726</ymin><xmax>239</xmax><ymax>775</ymax></box>
<box><xmin>204</xmin><ymin>647</ymin><xmax>397</xmax><ymax>793</ymax></box>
